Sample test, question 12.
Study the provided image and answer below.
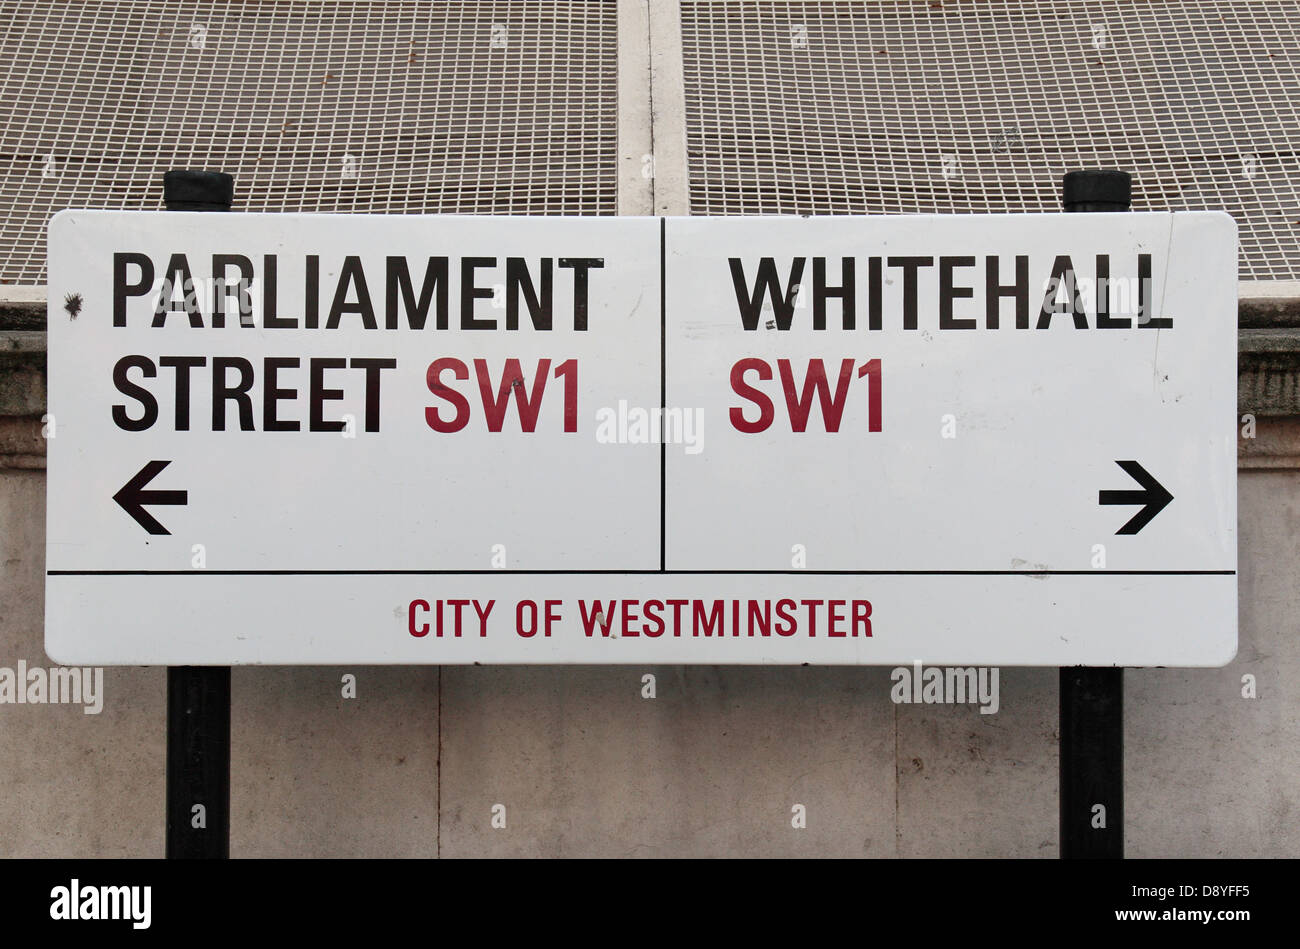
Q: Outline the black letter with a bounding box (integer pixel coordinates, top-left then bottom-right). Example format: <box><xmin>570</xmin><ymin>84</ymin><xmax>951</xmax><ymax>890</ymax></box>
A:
<box><xmin>886</xmin><ymin>257</ymin><xmax>934</xmax><ymax>330</ymax></box>
<box><xmin>309</xmin><ymin>358</ymin><xmax>347</xmax><ymax>432</ymax></box>
<box><xmin>263</xmin><ymin>357</ymin><xmax>301</xmax><ymax>431</ymax></box>
<box><xmin>868</xmin><ymin>257</ymin><xmax>882</xmax><ymax>331</ymax></box>
<box><xmin>152</xmin><ymin>254</ymin><xmax>203</xmax><ymax>328</ymax></box>
<box><xmin>1095</xmin><ymin>254</ymin><xmax>1130</xmax><ymax>329</ymax></box>
<box><xmin>1038</xmin><ymin>255</ymin><xmax>1087</xmax><ymax>329</ymax></box>
<box><xmin>386</xmin><ymin>256</ymin><xmax>448</xmax><ymax>330</ymax></box>
<box><xmin>326</xmin><ymin>257</ymin><xmax>377</xmax><ymax>329</ymax></box>
<box><xmin>985</xmin><ymin>255</ymin><xmax>1029</xmax><ymax>329</ymax></box>
<box><xmin>112</xmin><ymin>355</ymin><xmax>158</xmax><ymax>431</ymax></box>
<box><xmin>159</xmin><ymin>356</ymin><xmax>206</xmax><ymax>431</ymax></box>
<box><xmin>558</xmin><ymin>258</ymin><xmax>604</xmax><ymax>331</ymax></box>
<box><xmin>113</xmin><ymin>253</ymin><xmax>154</xmax><ymax>328</ymax></box>
<box><xmin>461</xmin><ymin>258</ymin><xmax>497</xmax><ymax>330</ymax></box>
<box><xmin>506</xmin><ymin>258</ymin><xmax>553</xmax><ymax>330</ymax></box>
<box><xmin>262</xmin><ymin>254</ymin><xmax>295</xmax><ymax>328</ymax></box>
<box><xmin>305</xmin><ymin>255</ymin><xmax>320</xmax><ymax>329</ymax></box>
<box><xmin>1136</xmin><ymin>254</ymin><xmax>1170</xmax><ymax>328</ymax></box>
<box><xmin>813</xmin><ymin>257</ymin><xmax>855</xmax><ymax>330</ymax></box>
<box><xmin>939</xmin><ymin>256</ymin><xmax>976</xmax><ymax>329</ymax></box>
<box><xmin>212</xmin><ymin>255</ymin><xmax>253</xmax><ymax>328</ymax></box>
<box><xmin>729</xmin><ymin>258</ymin><xmax>806</xmax><ymax>331</ymax></box>
<box><xmin>212</xmin><ymin>357</ymin><xmax>255</xmax><ymax>431</ymax></box>
<box><xmin>351</xmin><ymin>357</ymin><xmax>397</xmax><ymax>432</ymax></box>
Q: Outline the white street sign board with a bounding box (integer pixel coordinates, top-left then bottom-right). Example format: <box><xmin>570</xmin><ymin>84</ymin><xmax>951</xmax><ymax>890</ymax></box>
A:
<box><xmin>45</xmin><ymin>210</ymin><xmax>1237</xmax><ymax>666</ymax></box>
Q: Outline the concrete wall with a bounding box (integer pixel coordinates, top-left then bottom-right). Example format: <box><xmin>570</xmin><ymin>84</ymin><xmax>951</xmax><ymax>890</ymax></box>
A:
<box><xmin>1</xmin><ymin>431</ymin><xmax>1295</xmax><ymax>857</ymax></box>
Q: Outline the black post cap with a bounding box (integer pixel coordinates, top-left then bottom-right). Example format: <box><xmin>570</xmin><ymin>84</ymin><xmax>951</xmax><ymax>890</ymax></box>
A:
<box><xmin>1062</xmin><ymin>169</ymin><xmax>1131</xmax><ymax>212</ymax></box>
<box><xmin>163</xmin><ymin>170</ymin><xmax>234</xmax><ymax>211</ymax></box>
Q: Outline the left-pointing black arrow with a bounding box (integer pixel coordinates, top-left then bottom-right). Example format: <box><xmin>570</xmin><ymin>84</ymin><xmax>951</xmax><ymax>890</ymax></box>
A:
<box><xmin>113</xmin><ymin>460</ymin><xmax>188</xmax><ymax>535</ymax></box>
<box><xmin>1099</xmin><ymin>459</ymin><xmax>1173</xmax><ymax>535</ymax></box>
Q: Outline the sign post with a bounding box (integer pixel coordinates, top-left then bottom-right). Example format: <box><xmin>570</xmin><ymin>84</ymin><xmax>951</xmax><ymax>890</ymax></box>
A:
<box><xmin>161</xmin><ymin>171</ymin><xmax>232</xmax><ymax>860</ymax></box>
<box><xmin>1059</xmin><ymin>170</ymin><xmax>1132</xmax><ymax>860</ymax></box>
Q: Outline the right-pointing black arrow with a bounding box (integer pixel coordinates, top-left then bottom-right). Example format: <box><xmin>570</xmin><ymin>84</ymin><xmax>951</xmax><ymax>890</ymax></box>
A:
<box><xmin>113</xmin><ymin>460</ymin><xmax>187</xmax><ymax>536</ymax></box>
<box><xmin>1099</xmin><ymin>460</ymin><xmax>1173</xmax><ymax>535</ymax></box>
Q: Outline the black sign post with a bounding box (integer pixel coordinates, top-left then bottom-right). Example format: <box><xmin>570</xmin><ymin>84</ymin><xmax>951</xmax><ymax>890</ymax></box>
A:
<box><xmin>162</xmin><ymin>170</ymin><xmax>233</xmax><ymax>859</ymax></box>
<box><xmin>1059</xmin><ymin>169</ymin><xmax>1129</xmax><ymax>859</ymax></box>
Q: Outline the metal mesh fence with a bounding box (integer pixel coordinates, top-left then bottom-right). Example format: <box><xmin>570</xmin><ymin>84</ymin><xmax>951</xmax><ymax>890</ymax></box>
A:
<box><xmin>0</xmin><ymin>0</ymin><xmax>618</xmax><ymax>286</ymax></box>
<box><xmin>4</xmin><ymin>1</ymin><xmax>1298</xmax><ymax>284</ymax></box>
<box><xmin>680</xmin><ymin>0</ymin><xmax>1300</xmax><ymax>280</ymax></box>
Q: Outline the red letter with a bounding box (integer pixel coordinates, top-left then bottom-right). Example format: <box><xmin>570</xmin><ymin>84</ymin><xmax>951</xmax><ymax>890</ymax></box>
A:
<box><xmin>852</xmin><ymin>600</ymin><xmax>873</xmax><ymax>637</ymax></box>
<box><xmin>730</xmin><ymin>358</ymin><xmax>774</xmax><ymax>433</ymax></box>
<box><xmin>800</xmin><ymin>599</ymin><xmax>824</xmax><ymax>636</ymax></box>
<box><xmin>620</xmin><ymin>599</ymin><xmax>641</xmax><ymax>637</ymax></box>
<box><xmin>553</xmin><ymin>358</ymin><xmax>577</xmax><ymax>432</ymax></box>
<box><xmin>516</xmin><ymin>600</ymin><xmax>538</xmax><ymax>638</ymax></box>
<box><xmin>425</xmin><ymin>358</ymin><xmax>469</xmax><ymax>432</ymax></box>
<box><xmin>409</xmin><ymin>599</ymin><xmax>430</xmax><ymax>637</ymax></box>
<box><xmin>774</xmin><ymin>599</ymin><xmax>797</xmax><ymax>636</ymax></box>
<box><xmin>828</xmin><ymin>599</ymin><xmax>846</xmax><ymax>637</ymax></box>
<box><xmin>779</xmin><ymin>358</ymin><xmax>854</xmax><ymax>432</ymax></box>
<box><xmin>475</xmin><ymin>358</ymin><xmax>550</xmax><ymax>432</ymax></box>
<box><xmin>858</xmin><ymin>358</ymin><xmax>882</xmax><ymax>432</ymax></box>
<box><xmin>642</xmin><ymin>600</ymin><xmax>665</xmax><ymax>638</ymax></box>
<box><xmin>578</xmin><ymin>599</ymin><xmax>615</xmax><ymax>637</ymax></box>
<box><xmin>543</xmin><ymin>600</ymin><xmax>562</xmax><ymax>637</ymax></box>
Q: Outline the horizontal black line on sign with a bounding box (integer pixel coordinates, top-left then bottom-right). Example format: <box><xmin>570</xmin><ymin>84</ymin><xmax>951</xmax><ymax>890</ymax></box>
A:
<box><xmin>46</xmin><ymin>569</ymin><xmax>1237</xmax><ymax>577</ymax></box>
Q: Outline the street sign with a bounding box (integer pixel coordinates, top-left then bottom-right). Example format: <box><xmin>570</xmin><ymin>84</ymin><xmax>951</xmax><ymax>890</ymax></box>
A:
<box><xmin>45</xmin><ymin>210</ymin><xmax>1237</xmax><ymax>665</ymax></box>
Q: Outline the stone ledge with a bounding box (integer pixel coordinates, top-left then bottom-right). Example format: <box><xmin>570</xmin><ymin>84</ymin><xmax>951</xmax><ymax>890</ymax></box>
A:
<box><xmin>0</xmin><ymin>329</ymin><xmax>46</xmax><ymax>418</ymax></box>
<box><xmin>1240</xmin><ymin>329</ymin><xmax>1300</xmax><ymax>416</ymax></box>
<box><xmin>0</xmin><ymin>300</ymin><xmax>45</xmax><ymax>331</ymax></box>
<box><xmin>1239</xmin><ymin>290</ymin><xmax>1300</xmax><ymax>329</ymax></box>
<box><xmin>0</xmin><ymin>416</ymin><xmax>45</xmax><ymax>469</ymax></box>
